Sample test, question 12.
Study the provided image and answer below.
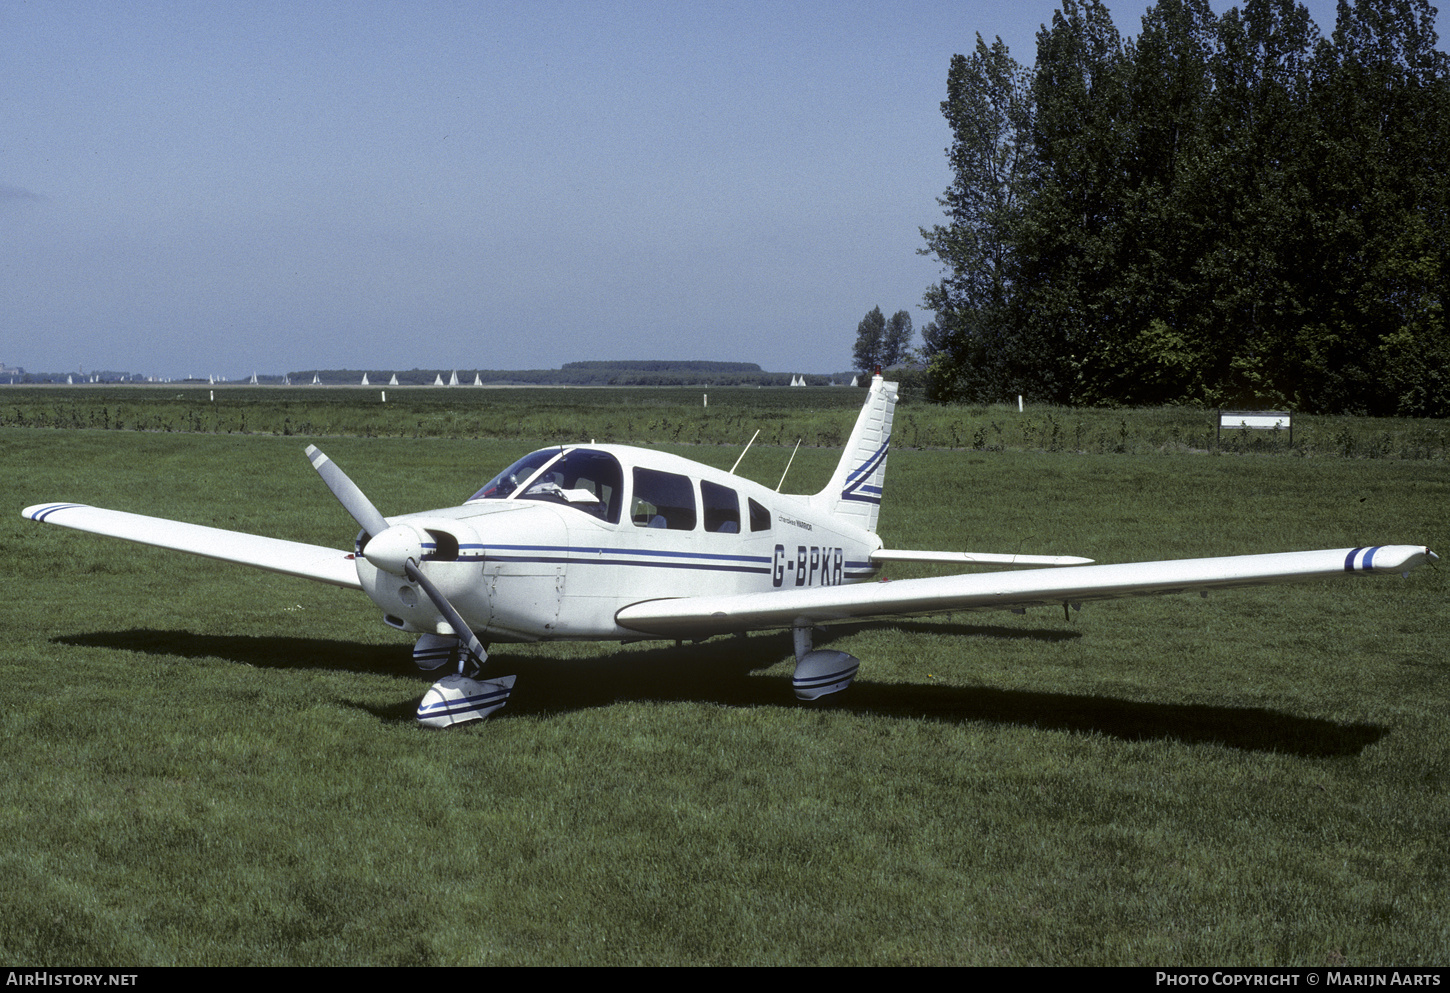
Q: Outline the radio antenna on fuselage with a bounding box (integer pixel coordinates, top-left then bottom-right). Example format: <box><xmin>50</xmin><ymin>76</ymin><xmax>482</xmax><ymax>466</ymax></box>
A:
<box><xmin>729</xmin><ymin>428</ymin><xmax>761</xmax><ymax>475</ymax></box>
<box><xmin>777</xmin><ymin>438</ymin><xmax>802</xmax><ymax>492</ymax></box>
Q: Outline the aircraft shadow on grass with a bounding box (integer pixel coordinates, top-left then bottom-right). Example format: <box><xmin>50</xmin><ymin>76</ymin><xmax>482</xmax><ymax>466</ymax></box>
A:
<box><xmin>56</xmin><ymin>624</ymin><xmax>1383</xmax><ymax>759</ymax></box>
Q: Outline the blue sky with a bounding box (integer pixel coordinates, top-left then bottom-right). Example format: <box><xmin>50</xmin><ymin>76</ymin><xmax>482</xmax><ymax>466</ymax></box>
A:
<box><xmin>2</xmin><ymin>1</ymin><xmax>1427</xmax><ymax>379</ymax></box>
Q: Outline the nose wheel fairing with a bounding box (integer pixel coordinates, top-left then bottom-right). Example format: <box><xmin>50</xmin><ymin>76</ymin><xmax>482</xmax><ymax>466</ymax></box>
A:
<box><xmin>410</xmin><ymin>631</ymin><xmax>517</xmax><ymax>727</ymax></box>
<box><xmin>416</xmin><ymin>673</ymin><xmax>518</xmax><ymax>728</ymax></box>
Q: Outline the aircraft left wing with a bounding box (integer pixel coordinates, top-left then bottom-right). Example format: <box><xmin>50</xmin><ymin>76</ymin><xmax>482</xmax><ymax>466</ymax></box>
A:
<box><xmin>615</xmin><ymin>545</ymin><xmax>1437</xmax><ymax>638</ymax></box>
<box><xmin>22</xmin><ymin>503</ymin><xmax>363</xmax><ymax>590</ymax></box>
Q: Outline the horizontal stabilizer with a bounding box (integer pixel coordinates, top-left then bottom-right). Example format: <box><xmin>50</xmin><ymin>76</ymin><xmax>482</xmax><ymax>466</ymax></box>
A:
<box><xmin>23</xmin><ymin>503</ymin><xmax>362</xmax><ymax>590</ymax></box>
<box><xmin>616</xmin><ymin>545</ymin><xmax>1437</xmax><ymax>638</ymax></box>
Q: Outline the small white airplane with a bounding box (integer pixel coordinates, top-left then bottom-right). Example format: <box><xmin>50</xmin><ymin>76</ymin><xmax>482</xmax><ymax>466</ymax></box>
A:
<box><xmin>23</xmin><ymin>376</ymin><xmax>1438</xmax><ymax>727</ymax></box>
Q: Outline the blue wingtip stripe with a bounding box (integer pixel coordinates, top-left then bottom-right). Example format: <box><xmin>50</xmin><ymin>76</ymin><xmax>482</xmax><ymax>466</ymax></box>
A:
<box><xmin>1344</xmin><ymin>546</ymin><xmax>1384</xmax><ymax>572</ymax></box>
<box><xmin>31</xmin><ymin>503</ymin><xmax>88</xmax><ymax>523</ymax></box>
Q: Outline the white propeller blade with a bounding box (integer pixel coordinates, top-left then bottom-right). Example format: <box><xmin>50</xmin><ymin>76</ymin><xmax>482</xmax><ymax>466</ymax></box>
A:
<box><xmin>305</xmin><ymin>445</ymin><xmax>390</xmax><ymax>538</ymax></box>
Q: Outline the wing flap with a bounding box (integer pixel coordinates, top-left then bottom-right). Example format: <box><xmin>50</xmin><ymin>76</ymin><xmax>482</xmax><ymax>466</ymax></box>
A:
<box><xmin>873</xmin><ymin>549</ymin><xmax>1093</xmax><ymax>567</ymax></box>
<box><xmin>23</xmin><ymin>503</ymin><xmax>363</xmax><ymax>590</ymax></box>
<box><xmin>616</xmin><ymin>545</ymin><xmax>1436</xmax><ymax>638</ymax></box>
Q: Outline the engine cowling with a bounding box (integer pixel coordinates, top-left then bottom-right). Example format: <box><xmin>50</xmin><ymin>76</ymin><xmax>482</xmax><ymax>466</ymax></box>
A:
<box><xmin>357</xmin><ymin>517</ymin><xmax>487</xmax><ymax>635</ymax></box>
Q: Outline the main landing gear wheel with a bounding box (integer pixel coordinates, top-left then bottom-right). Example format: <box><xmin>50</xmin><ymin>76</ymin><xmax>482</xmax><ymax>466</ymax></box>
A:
<box><xmin>791</xmin><ymin>621</ymin><xmax>859</xmax><ymax>701</ymax></box>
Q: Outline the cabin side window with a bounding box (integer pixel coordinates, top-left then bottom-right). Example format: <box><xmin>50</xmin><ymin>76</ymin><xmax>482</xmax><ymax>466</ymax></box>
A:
<box><xmin>701</xmin><ymin>481</ymin><xmax>741</xmax><ymax>533</ymax></box>
<box><xmin>749</xmin><ymin>498</ymin><xmax>771</xmax><ymax>532</ymax></box>
<box><xmin>631</xmin><ymin>468</ymin><xmax>697</xmax><ymax>530</ymax></box>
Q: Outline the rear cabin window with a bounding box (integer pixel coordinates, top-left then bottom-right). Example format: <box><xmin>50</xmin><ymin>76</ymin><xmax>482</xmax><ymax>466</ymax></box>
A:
<box><xmin>632</xmin><ymin>468</ymin><xmax>697</xmax><ymax>530</ymax></box>
<box><xmin>749</xmin><ymin>498</ymin><xmax>771</xmax><ymax>532</ymax></box>
<box><xmin>701</xmin><ymin>481</ymin><xmax>741</xmax><ymax>533</ymax></box>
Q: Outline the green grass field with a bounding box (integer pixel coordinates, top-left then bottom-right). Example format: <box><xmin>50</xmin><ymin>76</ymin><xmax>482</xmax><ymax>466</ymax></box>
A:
<box><xmin>2</xmin><ymin>390</ymin><xmax>1447</xmax><ymax>965</ymax></box>
<box><xmin>5</xmin><ymin>383</ymin><xmax>1449</xmax><ymax>457</ymax></box>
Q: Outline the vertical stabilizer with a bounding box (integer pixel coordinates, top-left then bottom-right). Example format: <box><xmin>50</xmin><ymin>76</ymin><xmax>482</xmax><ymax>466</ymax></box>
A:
<box><xmin>810</xmin><ymin>375</ymin><xmax>897</xmax><ymax>533</ymax></box>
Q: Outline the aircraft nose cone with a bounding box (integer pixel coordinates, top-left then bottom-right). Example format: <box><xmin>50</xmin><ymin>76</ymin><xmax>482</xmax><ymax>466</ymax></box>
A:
<box><xmin>364</xmin><ymin>523</ymin><xmax>426</xmax><ymax>575</ymax></box>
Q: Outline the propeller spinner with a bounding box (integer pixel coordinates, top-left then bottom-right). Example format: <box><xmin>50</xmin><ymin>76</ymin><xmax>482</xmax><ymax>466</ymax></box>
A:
<box><xmin>304</xmin><ymin>445</ymin><xmax>515</xmax><ymax>727</ymax></box>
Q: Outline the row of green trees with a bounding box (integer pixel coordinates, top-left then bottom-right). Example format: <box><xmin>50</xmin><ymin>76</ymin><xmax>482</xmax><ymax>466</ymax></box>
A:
<box><xmin>920</xmin><ymin>0</ymin><xmax>1448</xmax><ymax>415</ymax></box>
<box><xmin>561</xmin><ymin>361</ymin><xmax>765</xmax><ymax>374</ymax></box>
<box><xmin>293</xmin><ymin>367</ymin><xmax>811</xmax><ymax>387</ymax></box>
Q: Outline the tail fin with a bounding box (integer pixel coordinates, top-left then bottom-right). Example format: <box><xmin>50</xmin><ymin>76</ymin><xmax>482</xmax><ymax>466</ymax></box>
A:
<box><xmin>810</xmin><ymin>374</ymin><xmax>897</xmax><ymax>533</ymax></box>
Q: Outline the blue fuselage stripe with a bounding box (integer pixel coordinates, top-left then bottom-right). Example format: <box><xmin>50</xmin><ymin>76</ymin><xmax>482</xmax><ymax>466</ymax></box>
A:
<box><xmin>494</xmin><ymin>543</ymin><xmax>770</xmax><ymax>564</ymax></box>
<box><xmin>415</xmin><ymin>543</ymin><xmax>877</xmax><ymax>579</ymax></box>
<box><xmin>485</xmin><ymin>554</ymin><xmax>773</xmax><ymax>575</ymax></box>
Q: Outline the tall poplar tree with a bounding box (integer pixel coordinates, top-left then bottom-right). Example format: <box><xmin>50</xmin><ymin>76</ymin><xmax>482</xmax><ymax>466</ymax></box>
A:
<box><xmin>1107</xmin><ymin>0</ymin><xmax>1220</xmax><ymax>404</ymax></box>
<box><xmin>1011</xmin><ymin>0</ymin><xmax>1128</xmax><ymax>404</ymax></box>
<box><xmin>920</xmin><ymin>34</ymin><xmax>1034</xmax><ymax>402</ymax></box>
<box><xmin>1195</xmin><ymin>0</ymin><xmax>1320</xmax><ymax>407</ymax></box>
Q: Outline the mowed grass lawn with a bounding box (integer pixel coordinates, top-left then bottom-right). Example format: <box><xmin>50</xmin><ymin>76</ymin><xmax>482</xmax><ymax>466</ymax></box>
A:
<box><xmin>1</xmin><ymin>417</ymin><xmax>1447</xmax><ymax>965</ymax></box>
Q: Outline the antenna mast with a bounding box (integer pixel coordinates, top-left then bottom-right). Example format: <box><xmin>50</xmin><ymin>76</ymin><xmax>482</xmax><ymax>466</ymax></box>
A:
<box><xmin>776</xmin><ymin>438</ymin><xmax>802</xmax><ymax>492</ymax></box>
<box><xmin>729</xmin><ymin>429</ymin><xmax>761</xmax><ymax>475</ymax></box>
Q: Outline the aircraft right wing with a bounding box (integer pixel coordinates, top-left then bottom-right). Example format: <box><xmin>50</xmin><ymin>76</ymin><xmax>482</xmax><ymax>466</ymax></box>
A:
<box><xmin>22</xmin><ymin>503</ymin><xmax>363</xmax><ymax>590</ymax></box>
<box><xmin>615</xmin><ymin>545</ymin><xmax>1437</xmax><ymax>638</ymax></box>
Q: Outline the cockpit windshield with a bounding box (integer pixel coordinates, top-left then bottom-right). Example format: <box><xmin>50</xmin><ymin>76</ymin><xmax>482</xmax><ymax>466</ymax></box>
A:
<box><xmin>469</xmin><ymin>449</ymin><xmax>561</xmax><ymax>502</ymax></box>
<box><xmin>468</xmin><ymin>448</ymin><xmax>624</xmax><ymax>524</ymax></box>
